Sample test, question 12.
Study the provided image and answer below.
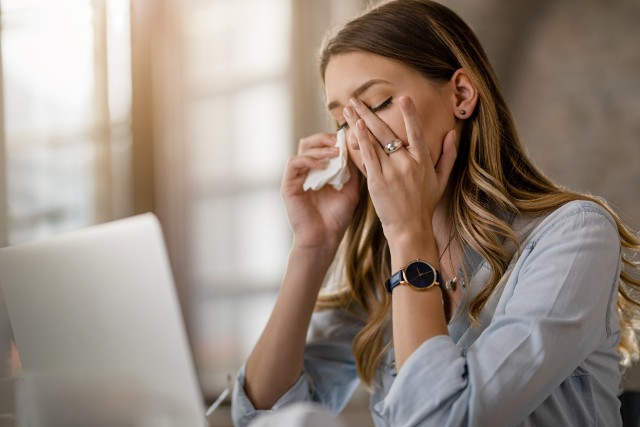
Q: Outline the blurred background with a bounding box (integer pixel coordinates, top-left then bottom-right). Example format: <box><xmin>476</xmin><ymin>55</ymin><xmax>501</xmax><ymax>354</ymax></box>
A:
<box><xmin>0</xmin><ymin>0</ymin><xmax>638</xmax><ymax>426</ymax></box>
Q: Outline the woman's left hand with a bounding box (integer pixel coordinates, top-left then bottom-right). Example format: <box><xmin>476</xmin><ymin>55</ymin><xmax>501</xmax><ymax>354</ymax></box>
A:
<box><xmin>343</xmin><ymin>95</ymin><xmax>457</xmax><ymax>245</ymax></box>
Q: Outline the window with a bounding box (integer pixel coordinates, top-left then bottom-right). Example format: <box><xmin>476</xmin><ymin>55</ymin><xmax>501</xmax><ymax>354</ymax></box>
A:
<box><xmin>178</xmin><ymin>0</ymin><xmax>293</xmax><ymax>395</ymax></box>
<box><xmin>1</xmin><ymin>0</ymin><xmax>133</xmax><ymax>245</ymax></box>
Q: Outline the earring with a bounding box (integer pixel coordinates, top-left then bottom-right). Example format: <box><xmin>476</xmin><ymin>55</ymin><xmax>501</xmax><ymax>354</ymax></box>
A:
<box><xmin>460</xmin><ymin>109</ymin><xmax>466</xmax><ymax>116</ymax></box>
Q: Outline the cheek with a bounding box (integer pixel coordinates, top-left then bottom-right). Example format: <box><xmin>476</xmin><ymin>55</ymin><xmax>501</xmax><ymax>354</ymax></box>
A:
<box><xmin>346</xmin><ymin>142</ymin><xmax>365</xmax><ymax>175</ymax></box>
<box><xmin>346</xmin><ymin>128</ymin><xmax>359</xmax><ymax>151</ymax></box>
<box><xmin>413</xmin><ymin>106</ymin><xmax>454</xmax><ymax>163</ymax></box>
<box><xmin>382</xmin><ymin>113</ymin><xmax>409</xmax><ymax>147</ymax></box>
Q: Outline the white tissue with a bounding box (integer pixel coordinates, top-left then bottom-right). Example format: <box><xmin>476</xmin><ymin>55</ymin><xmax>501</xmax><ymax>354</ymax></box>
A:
<box><xmin>303</xmin><ymin>128</ymin><xmax>351</xmax><ymax>191</ymax></box>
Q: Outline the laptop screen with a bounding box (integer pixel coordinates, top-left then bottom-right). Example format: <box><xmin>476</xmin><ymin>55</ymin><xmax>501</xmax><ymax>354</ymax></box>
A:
<box><xmin>0</xmin><ymin>213</ymin><xmax>206</xmax><ymax>427</ymax></box>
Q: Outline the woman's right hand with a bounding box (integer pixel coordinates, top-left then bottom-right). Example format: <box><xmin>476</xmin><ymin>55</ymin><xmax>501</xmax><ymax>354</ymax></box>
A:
<box><xmin>282</xmin><ymin>132</ymin><xmax>361</xmax><ymax>252</ymax></box>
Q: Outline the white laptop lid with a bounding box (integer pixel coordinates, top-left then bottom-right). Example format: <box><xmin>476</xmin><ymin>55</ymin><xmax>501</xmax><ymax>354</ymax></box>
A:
<box><xmin>0</xmin><ymin>213</ymin><xmax>206</xmax><ymax>427</ymax></box>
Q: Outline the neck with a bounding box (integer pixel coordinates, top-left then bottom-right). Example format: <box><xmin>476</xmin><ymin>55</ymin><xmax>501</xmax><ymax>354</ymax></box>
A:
<box><xmin>432</xmin><ymin>193</ymin><xmax>453</xmax><ymax>248</ymax></box>
<box><xmin>432</xmin><ymin>193</ymin><xmax>461</xmax><ymax>281</ymax></box>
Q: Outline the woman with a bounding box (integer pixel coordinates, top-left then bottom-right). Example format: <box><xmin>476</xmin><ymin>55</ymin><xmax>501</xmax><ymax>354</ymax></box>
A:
<box><xmin>232</xmin><ymin>1</ymin><xmax>640</xmax><ymax>425</ymax></box>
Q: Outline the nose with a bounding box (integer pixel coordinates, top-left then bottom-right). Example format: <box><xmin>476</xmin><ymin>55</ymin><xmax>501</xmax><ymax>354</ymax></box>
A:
<box><xmin>347</xmin><ymin>128</ymin><xmax>360</xmax><ymax>151</ymax></box>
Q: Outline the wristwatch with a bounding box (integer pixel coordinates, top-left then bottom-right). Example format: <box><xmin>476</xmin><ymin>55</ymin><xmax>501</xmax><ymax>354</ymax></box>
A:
<box><xmin>385</xmin><ymin>259</ymin><xmax>443</xmax><ymax>294</ymax></box>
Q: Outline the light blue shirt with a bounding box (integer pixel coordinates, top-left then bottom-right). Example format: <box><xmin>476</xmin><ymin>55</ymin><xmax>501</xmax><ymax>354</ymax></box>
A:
<box><xmin>232</xmin><ymin>200</ymin><xmax>623</xmax><ymax>426</ymax></box>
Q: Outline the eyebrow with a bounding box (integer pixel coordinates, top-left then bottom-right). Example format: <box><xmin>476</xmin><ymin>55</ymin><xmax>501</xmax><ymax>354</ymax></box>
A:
<box><xmin>326</xmin><ymin>79</ymin><xmax>393</xmax><ymax>111</ymax></box>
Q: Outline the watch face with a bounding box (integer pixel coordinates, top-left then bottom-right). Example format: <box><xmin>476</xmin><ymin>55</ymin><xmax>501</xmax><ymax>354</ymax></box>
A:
<box><xmin>404</xmin><ymin>260</ymin><xmax>436</xmax><ymax>288</ymax></box>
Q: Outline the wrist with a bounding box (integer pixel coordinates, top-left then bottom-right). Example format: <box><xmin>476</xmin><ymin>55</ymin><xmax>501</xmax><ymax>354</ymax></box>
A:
<box><xmin>386</xmin><ymin>230</ymin><xmax>439</xmax><ymax>272</ymax></box>
<box><xmin>290</xmin><ymin>239</ymin><xmax>339</xmax><ymax>267</ymax></box>
<box><xmin>282</xmin><ymin>244</ymin><xmax>337</xmax><ymax>296</ymax></box>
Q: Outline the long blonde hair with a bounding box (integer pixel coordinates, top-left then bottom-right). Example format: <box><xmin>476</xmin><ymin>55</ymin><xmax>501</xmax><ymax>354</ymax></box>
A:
<box><xmin>316</xmin><ymin>0</ymin><xmax>640</xmax><ymax>389</ymax></box>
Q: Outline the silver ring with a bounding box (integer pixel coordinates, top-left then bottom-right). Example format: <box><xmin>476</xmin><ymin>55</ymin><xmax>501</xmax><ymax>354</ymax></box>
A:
<box><xmin>383</xmin><ymin>139</ymin><xmax>403</xmax><ymax>154</ymax></box>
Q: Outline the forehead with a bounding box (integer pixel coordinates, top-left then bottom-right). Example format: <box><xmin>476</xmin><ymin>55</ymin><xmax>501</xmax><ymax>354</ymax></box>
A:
<box><xmin>324</xmin><ymin>52</ymin><xmax>421</xmax><ymax>104</ymax></box>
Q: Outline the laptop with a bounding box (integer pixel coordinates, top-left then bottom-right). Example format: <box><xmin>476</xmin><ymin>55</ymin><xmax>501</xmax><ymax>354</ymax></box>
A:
<box><xmin>0</xmin><ymin>213</ymin><xmax>207</xmax><ymax>427</ymax></box>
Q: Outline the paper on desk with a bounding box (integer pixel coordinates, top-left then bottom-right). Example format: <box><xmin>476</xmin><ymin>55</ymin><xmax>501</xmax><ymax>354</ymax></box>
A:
<box><xmin>303</xmin><ymin>128</ymin><xmax>351</xmax><ymax>191</ymax></box>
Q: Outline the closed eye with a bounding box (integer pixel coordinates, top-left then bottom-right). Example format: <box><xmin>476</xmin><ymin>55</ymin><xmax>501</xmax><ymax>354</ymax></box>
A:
<box><xmin>335</xmin><ymin>97</ymin><xmax>393</xmax><ymax>131</ymax></box>
<box><xmin>371</xmin><ymin>96</ymin><xmax>392</xmax><ymax>113</ymax></box>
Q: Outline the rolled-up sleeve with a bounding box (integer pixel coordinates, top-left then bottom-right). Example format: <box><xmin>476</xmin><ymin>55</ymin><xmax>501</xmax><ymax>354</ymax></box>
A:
<box><xmin>375</xmin><ymin>201</ymin><xmax>622</xmax><ymax>426</ymax></box>
<box><xmin>231</xmin><ymin>308</ymin><xmax>364</xmax><ymax>426</ymax></box>
<box><xmin>231</xmin><ymin>364</ymin><xmax>314</xmax><ymax>427</ymax></box>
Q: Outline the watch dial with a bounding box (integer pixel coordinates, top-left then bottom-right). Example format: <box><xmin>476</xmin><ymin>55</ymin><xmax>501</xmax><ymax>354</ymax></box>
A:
<box><xmin>405</xmin><ymin>261</ymin><xmax>435</xmax><ymax>288</ymax></box>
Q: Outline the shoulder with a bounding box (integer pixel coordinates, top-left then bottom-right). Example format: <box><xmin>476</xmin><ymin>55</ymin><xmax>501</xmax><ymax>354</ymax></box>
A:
<box><xmin>516</xmin><ymin>200</ymin><xmax>619</xmax><ymax>250</ymax></box>
<box><xmin>508</xmin><ymin>200</ymin><xmax>622</xmax><ymax>295</ymax></box>
<box><xmin>512</xmin><ymin>200</ymin><xmax>619</xmax><ymax>248</ymax></box>
<box><xmin>462</xmin><ymin>200</ymin><xmax>621</xmax><ymax>284</ymax></box>
<box><xmin>541</xmin><ymin>199</ymin><xmax>615</xmax><ymax>229</ymax></box>
<box><xmin>507</xmin><ymin>200</ymin><xmax>622</xmax><ymax>286</ymax></box>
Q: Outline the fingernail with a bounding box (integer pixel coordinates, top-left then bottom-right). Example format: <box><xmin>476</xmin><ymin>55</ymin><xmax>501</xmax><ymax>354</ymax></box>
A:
<box><xmin>344</xmin><ymin>106</ymin><xmax>352</xmax><ymax>118</ymax></box>
<box><xmin>349</xmin><ymin>97</ymin><xmax>358</xmax><ymax>107</ymax></box>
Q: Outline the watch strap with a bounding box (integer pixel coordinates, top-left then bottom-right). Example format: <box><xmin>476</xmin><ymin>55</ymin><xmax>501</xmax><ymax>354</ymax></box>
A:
<box><xmin>384</xmin><ymin>269</ymin><xmax>405</xmax><ymax>293</ymax></box>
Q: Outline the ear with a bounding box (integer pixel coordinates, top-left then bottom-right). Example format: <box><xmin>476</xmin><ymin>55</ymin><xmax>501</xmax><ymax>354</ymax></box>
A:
<box><xmin>450</xmin><ymin>69</ymin><xmax>478</xmax><ymax>120</ymax></box>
